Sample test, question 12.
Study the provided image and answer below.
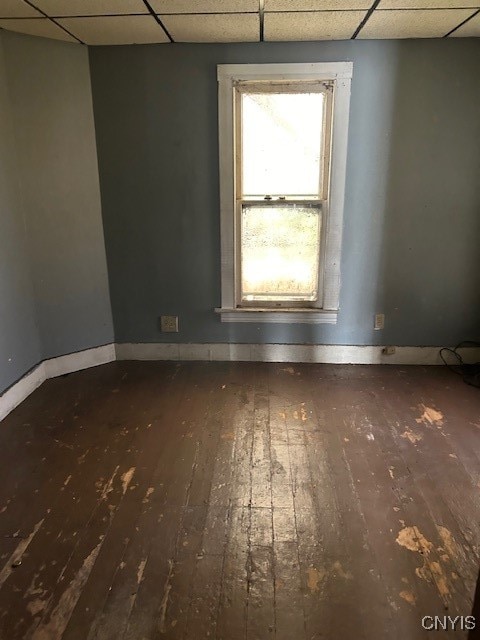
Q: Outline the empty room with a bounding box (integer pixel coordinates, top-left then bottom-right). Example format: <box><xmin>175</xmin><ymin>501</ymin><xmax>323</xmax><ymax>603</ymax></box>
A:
<box><xmin>0</xmin><ymin>0</ymin><xmax>479</xmax><ymax>638</ymax></box>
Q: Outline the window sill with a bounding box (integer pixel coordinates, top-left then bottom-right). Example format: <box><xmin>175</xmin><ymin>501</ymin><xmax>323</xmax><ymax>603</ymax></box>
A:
<box><xmin>215</xmin><ymin>308</ymin><xmax>338</xmax><ymax>324</ymax></box>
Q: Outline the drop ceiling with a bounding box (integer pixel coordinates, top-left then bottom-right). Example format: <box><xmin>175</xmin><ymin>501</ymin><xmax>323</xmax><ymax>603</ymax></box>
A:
<box><xmin>0</xmin><ymin>0</ymin><xmax>478</xmax><ymax>45</ymax></box>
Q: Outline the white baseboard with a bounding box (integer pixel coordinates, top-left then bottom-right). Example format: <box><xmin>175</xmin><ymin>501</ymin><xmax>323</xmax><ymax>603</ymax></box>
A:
<box><xmin>0</xmin><ymin>344</ymin><xmax>115</xmax><ymax>423</ymax></box>
<box><xmin>2</xmin><ymin>341</ymin><xmax>478</xmax><ymax>424</ymax></box>
<box><xmin>44</xmin><ymin>344</ymin><xmax>116</xmax><ymax>378</ymax></box>
<box><xmin>0</xmin><ymin>363</ymin><xmax>46</xmax><ymax>423</ymax></box>
<box><xmin>115</xmin><ymin>343</ymin><xmax>480</xmax><ymax>366</ymax></box>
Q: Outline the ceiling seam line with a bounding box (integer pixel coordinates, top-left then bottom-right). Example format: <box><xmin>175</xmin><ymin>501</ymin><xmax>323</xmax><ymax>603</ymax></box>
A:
<box><xmin>261</xmin><ymin>6</ymin><xmax>480</xmax><ymax>12</ymax></box>
<box><xmin>142</xmin><ymin>0</ymin><xmax>174</xmax><ymax>42</ymax></box>
<box><xmin>25</xmin><ymin>13</ymin><xmax>147</xmax><ymax>19</ymax></box>
<box><xmin>4</xmin><ymin>8</ymin><xmax>480</xmax><ymax>18</ymax></box>
<box><xmin>20</xmin><ymin>0</ymin><xmax>84</xmax><ymax>43</ymax></box>
<box><xmin>259</xmin><ymin>0</ymin><xmax>265</xmax><ymax>41</ymax></box>
<box><xmin>443</xmin><ymin>7</ymin><xmax>480</xmax><ymax>36</ymax></box>
<box><xmin>158</xmin><ymin>10</ymin><xmax>259</xmax><ymax>16</ymax></box>
<box><xmin>351</xmin><ymin>0</ymin><xmax>382</xmax><ymax>39</ymax></box>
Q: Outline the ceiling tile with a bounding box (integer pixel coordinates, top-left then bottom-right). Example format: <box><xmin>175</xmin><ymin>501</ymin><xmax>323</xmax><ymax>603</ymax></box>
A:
<box><xmin>161</xmin><ymin>13</ymin><xmax>259</xmax><ymax>41</ymax></box>
<box><xmin>265</xmin><ymin>10</ymin><xmax>366</xmax><ymax>40</ymax></box>
<box><xmin>0</xmin><ymin>17</ymin><xmax>77</xmax><ymax>41</ymax></box>
<box><xmin>150</xmin><ymin>0</ymin><xmax>258</xmax><ymax>13</ymax></box>
<box><xmin>359</xmin><ymin>8</ymin><xmax>473</xmax><ymax>38</ymax></box>
<box><xmin>450</xmin><ymin>11</ymin><xmax>480</xmax><ymax>35</ymax></box>
<box><xmin>265</xmin><ymin>0</ymin><xmax>371</xmax><ymax>10</ymax></box>
<box><xmin>58</xmin><ymin>15</ymin><xmax>170</xmax><ymax>44</ymax></box>
<box><xmin>0</xmin><ymin>0</ymin><xmax>42</xmax><ymax>18</ymax></box>
<box><xmin>33</xmin><ymin>0</ymin><xmax>149</xmax><ymax>17</ymax></box>
<box><xmin>378</xmin><ymin>0</ymin><xmax>479</xmax><ymax>8</ymax></box>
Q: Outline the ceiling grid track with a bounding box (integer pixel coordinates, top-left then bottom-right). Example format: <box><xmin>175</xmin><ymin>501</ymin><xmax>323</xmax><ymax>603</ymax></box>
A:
<box><xmin>21</xmin><ymin>0</ymin><xmax>84</xmax><ymax>43</ymax></box>
<box><xmin>142</xmin><ymin>0</ymin><xmax>174</xmax><ymax>42</ymax></box>
<box><xmin>259</xmin><ymin>0</ymin><xmax>265</xmax><ymax>42</ymax></box>
<box><xmin>351</xmin><ymin>0</ymin><xmax>382</xmax><ymax>39</ymax></box>
<box><xmin>444</xmin><ymin>7</ymin><xmax>480</xmax><ymax>36</ymax></box>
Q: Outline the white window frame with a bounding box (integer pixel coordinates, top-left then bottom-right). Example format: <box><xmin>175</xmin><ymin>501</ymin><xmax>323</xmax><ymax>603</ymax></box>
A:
<box><xmin>215</xmin><ymin>62</ymin><xmax>353</xmax><ymax>324</ymax></box>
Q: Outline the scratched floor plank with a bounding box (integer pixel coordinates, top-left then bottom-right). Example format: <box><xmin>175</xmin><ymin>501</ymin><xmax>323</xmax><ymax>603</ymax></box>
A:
<box><xmin>0</xmin><ymin>362</ymin><xmax>174</xmax><ymax>640</ymax></box>
<box><xmin>0</xmin><ymin>362</ymin><xmax>478</xmax><ymax>640</ymax></box>
<box><xmin>62</xmin><ymin>362</ymin><xmax>191</xmax><ymax>640</ymax></box>
<box><xmin>106</xmin><ymin>363</ymin><xmax>222</xmax><ymax>640</ymax></box>
<box><xmin>328</xmin><ymin>382</ymin><xmax>457</xmax><ymax>638</ymax></box>
<box><xmin>368</xmin><ymin>380</ymin><xmax>479</xmax><ymax>599</ymax></box>
<box><xmin>272</xmin><ymin>365</ymin><xmax>396</xmax><ymax>640</ymax></box>
<box><xmin>393</xmin><ymin>370</ymin><xmax>480</xmax><ymax>547</ymax></box>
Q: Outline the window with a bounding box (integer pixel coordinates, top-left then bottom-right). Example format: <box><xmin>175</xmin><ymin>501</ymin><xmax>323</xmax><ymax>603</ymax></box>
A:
<box><xmin>216</xmin><ymin>63</ymin><xmax>353</xmax><ymax>324</ymax></box>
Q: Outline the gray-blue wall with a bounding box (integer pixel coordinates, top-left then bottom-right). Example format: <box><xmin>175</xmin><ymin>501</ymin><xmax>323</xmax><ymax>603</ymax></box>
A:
<box><xmin>89</xmin><ymin>39</ymin><xmax>480</xmax><ymax>347</ymax></box>
<box><xmin>0</xmin><ymin>31</ymin><xmax>114</xmax><ymax>394</ymax></box>
<box><xmin>0</xmin><ymin>33</ymin><xmax>41</xmax><ymax>392</ymax></box>
<box><xmin>2</xmin><ymin>31</ymin><xmax>114</xmax><ymax>365</ymax></box>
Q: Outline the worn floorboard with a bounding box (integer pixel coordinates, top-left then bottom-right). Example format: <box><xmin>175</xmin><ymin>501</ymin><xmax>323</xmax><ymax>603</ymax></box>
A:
<box><xmin>0</xmin><ymin>362</ymin><xmax>478</xmax><ymax>639</ymax></box>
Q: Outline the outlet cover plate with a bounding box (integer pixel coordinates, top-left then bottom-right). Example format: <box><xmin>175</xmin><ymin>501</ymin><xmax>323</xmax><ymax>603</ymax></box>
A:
<box><xmin>374</xmin><ymin>313</ymin><xmax>385</xmax><ymax>330</ymax></box>
<box><xmin>160</xmin><ymin>315</ymin><xmax>179</xmax><ymax>332</ymax></box>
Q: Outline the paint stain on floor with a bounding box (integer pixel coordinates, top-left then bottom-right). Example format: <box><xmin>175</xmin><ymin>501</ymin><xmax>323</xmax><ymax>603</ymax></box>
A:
<box><xmin>416</xmin><ymin>404</ymin><xmax>444</xmax><ymax>428</ymax></box>
<box><xmin>399</xmin><ymin>590</ymin><xmax>416</xmax><ymax>606</ymax></box>
<box><xmin>396</xmin><ymin>526</ymin><xmax>451</xmax><ymax>605</ymax></box>
<box><xmin>121</xmin><ymin>467</ymin><xmax>135</xmax><ymax>495</ymax></box>
<box><xmin>307</xmin><ymin>566</ymin><xmax>324</xmax><ymax>593</ymax></box>
<box><xmin>401</xmin><ymin>426</ymin><xmax>423</xmax><ymax>444</ymax></box>
<box><xmin>396</xmin><ymin>526</ymin><xmax>433</xmax><ymax>554</ymax></box>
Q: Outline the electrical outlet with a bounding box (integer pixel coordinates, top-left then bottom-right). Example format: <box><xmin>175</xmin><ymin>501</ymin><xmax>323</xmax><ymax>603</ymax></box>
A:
<box><xmin>382</xmin><ymin>346</ymin><xmax>396</xmax><ymax>356</ymax></box>
<box><xmin>160</xmin><ymin>315</ymin><xmax>178</xmax><ymax>332</ymax></box>
<box><xmin>374</xmin><ymin>313</ymin><xmax>385</xmax><ymax>330</ymax></box>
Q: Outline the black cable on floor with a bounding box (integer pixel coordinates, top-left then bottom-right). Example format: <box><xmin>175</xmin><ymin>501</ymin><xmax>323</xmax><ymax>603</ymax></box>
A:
<box><xmin>439</xmin><ymin>341</ymin><xmax>480</xmax><ymax>388</ymax></box>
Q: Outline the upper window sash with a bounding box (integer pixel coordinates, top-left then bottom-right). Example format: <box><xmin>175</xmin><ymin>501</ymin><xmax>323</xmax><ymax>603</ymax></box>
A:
<box><xmin>235</xmin><ymin>80</ymin><xmax>333</xmax><ymax>202</ymax></box>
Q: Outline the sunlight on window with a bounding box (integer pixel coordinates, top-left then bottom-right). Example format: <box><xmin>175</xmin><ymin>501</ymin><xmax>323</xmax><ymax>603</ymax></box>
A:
<box><xmin>241</xmin><ymin>205</ymin><xmax>321</xmax><ymax>302</ymax></box>
<box><xmin>241</xmin><ymin>91</ymin><xmax>324</xmax><ymax>197</ymax></box>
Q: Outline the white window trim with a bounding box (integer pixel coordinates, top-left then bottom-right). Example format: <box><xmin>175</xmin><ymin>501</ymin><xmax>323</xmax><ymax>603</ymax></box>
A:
<box><xmin>215</xmin><ymin>62</ymin><xmax>353</xmax><ymax>324</ymax></box>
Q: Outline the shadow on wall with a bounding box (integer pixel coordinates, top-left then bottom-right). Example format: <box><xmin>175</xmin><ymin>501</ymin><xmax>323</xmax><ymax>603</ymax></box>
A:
<box><xmin>376</xmin><ymin>40</ymin><xmax>480</xmax><ymax>348</ymax></box>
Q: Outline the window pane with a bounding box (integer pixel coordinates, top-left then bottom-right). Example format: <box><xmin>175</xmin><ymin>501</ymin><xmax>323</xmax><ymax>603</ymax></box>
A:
<box><xmin>241</xmin><ymin>92</ymin><xmax>324</xmax><ymax>197</ymax></box>
<box><xmin>241</xmin><ymin>204</ymin><xmax>321</xmax><ymax>302</ymax></box>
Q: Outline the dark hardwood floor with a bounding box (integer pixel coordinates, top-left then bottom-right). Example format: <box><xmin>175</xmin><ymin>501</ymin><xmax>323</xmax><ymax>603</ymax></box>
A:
<box><xmin>0</xmin><ymin>361</ymin><xmax>478</xmax><ymax>639</ymax></box>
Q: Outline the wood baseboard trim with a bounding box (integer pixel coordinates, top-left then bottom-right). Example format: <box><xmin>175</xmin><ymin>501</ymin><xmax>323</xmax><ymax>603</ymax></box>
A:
<box><xmin>43</xmin><ymin>344</ymin><xmax>116</xmax><ymax>379</ymax></box>
<box><xmin>115</xmin><ymin>343</ymin><xmax>480</xmax><ymax>366</ymax></box>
